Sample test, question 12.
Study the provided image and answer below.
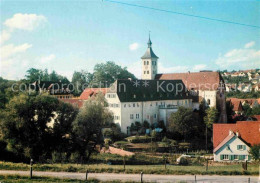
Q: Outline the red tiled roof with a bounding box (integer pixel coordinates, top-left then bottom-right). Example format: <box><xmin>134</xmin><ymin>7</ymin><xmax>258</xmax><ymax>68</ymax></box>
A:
<box><xmin>253</xmin><ymin>115</ymin><xmax>260</xmax><ymax>121</ymax></box>
<box><xmin>213</xmin><ymin>121</ymin><xmax>260</xmax><ymax>149</ymax></box>
<box><xmin>60</xmin><ymin>98</ymin><xmax>84</xmax><ymax>108</ymax></box>
<box><xmin>227</xmin><ymin>98</ymin><xmax>259</xmax><ymax>106</ymax></box>
<box><xmin>79</xmin><ymin>88</ymin><xmax>108</xmax><ymax>100</ymax></box>
<box><xmin>155</xmin><ymin>72</ymin><xmax>222</xmax><ymax>90</ymax></box>
<box><xmin>227</xmin><ymin>98</ymin><xmax>243</xmax><ymax>112</ymax></box>
<box><xmin>213</xmin><ymin>133</ymin><xmax>235</xmax><ymax>153</ymax></box>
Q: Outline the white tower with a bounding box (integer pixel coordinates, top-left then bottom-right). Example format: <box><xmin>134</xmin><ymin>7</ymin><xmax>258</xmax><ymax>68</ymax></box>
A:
<box><xmin>141</xmin><ymin>35</ymin><xmax>159</xmax><ymax>80</ymax></box>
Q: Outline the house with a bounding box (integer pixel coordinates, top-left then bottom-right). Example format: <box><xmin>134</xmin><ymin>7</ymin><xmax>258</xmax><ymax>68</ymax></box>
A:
<box><xmin>227</xmin><ymin>98</ymin><xmax>243</xmax><ymax>114</ymax></box>
<box><xmin>31</xmin><ymin>80</ymin><xmax>74</xmax><ymax>99</ymax></box>
<box><xmin>237</xmin><ymin>83</ymin><xmax>252</xmax><ymax>92</ymax></box>
<box><xmin>213</xmin><ymin>121</ymin><xmax>260</xmax><ymax>162</ymax></box>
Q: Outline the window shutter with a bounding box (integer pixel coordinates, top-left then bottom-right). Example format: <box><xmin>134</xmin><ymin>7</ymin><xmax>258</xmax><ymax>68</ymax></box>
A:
<box><xmin>229</xmin><ymin>155</ymin><xmax>232</xmax><ymax>160</ymax></box>
<box><xmin>237</xmin><ymin>145</ymin><xmax>239</xmax><ymax>150</ymax></box>
<box><xmin>220</xmin><ymin>155</ymin><xmax>224</xmax><ymax>160</ymax></box>
<box><xmin>248</xmin><ymin>155</ymin><xmax>251</xmax><ymax>161</ymax></box>
<box><xmin>243</xmin><ymin>145</ymin><xmax>246</xmax><ymax>150</ymax></box>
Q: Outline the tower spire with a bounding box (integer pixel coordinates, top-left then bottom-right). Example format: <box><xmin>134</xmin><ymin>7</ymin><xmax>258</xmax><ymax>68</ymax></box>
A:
<box><xmin>147</xmin><ymin>31</ymin><xmax>152</xmax><ymax>48</ymax></box>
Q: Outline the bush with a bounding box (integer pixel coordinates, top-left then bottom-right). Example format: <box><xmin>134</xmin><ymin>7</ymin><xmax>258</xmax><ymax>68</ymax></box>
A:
<box><xmin>249</xmin><ymin>144</ymin><xmax>260</xmax><ymax>160</ymax></box>
<box><xmin>179</xmin><ymin>157</ymin><xmax>189</xmax><ymax>165</ymax></box>
<box><xmin>126</xmin><ymin>136</ymin><xmax>152</xmax><ymax>143</ymax></box>
<box><xmin>69</xmin><ymin>152</ymin><xmax>81</xmax><ymax>163</ymax></box>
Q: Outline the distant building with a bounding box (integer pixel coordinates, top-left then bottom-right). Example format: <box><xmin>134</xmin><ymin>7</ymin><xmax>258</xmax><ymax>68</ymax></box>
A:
<box><xmin>227</xmin><ymin>98</ymin><xmax>243</xmax><ymax>114</ymax></box>
<box><xmin>213</xmin><ymin>121</ymin><xmax>260</xmax><ymax>162</ymax></box>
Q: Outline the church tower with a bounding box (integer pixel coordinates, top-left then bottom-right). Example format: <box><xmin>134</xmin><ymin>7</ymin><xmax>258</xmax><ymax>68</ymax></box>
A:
<box><xmin>141</xmin><ymin>35</ymin><xmax>159</xmax><ymax>80</ymax></box>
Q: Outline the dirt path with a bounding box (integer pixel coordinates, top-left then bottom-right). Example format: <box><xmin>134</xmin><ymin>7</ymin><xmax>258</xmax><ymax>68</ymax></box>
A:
<box><xmin>0</xmin><ymin>170</ymin><xmax>259</xmax><ymax>183</ymax></box>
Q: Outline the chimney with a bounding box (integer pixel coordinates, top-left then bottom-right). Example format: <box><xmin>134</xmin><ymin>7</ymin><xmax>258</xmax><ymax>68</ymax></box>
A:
<box><xmin>229</xmin><ymin>130</ymin><xmax>233</xmax><ymax>136</ymax></box>
<box><xmin>236</xmin><ymin>131</ymin><xmax>239</xmax><ymax>136</ymax></box>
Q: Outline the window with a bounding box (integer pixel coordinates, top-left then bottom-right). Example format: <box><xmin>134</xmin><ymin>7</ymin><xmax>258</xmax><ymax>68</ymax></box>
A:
<box><xmin>223</xmin><ymin>155</ymin><xmax>229</xmax><ymax>160</ymax></box>
<box><xmin>137</xmin><ymin>103</ymin><xmax>139</xmax><ymax>107</ymax></box>
<box><xmin>207</xmin><ymin>99</ymin><xmax>211</xmax><ymax>105</ymax></box>
<box><xmin>124</xmin><ymin>104</ymin><xmax>126</xmax><ymax>108</ymax></box>
<box><xmin>144</xmin><ymin>61</ymin><xmax>146</xmax><ymax>65</ymax></box>
<box><xmin>144</xmin><ymin>71</ymin><xmax>146</xmax><ymax>74</ymax></box>
<box><xmin>147</xmin><ymin>61</ymin><xmax>149</xmax><ymax>65</ymax></box>
<box><xmin>136</xmin><ymin>114</ymin><xmax>139</xmax><ymax>119</ymax></box>
<box><xmin>147</xmin><ymin>71</ymin><xmax>149</xmax><ymax>74</ymax></box>
<box><xmin>237</xmin><ymin>145</ymin><xmax>246</xmax><ymax>150</ymax></box>
<box><xmin>130</xmin><ymin>114</ymin><xmax>134</xmax><ymax>119</ymax></box>
<box><xmin>154</xmin><ymin>114</ymin><xmax>157</xmax><ymax>119</ymax></box>
<box><xmin>133</xmin><ymin>103</ymin><xmax>135</xmax><ymax>107</ymax></box>
<box><xmin>234</xmin><ymin>155</ymin><xmax>238</xmax><ymax>160</ymax></box>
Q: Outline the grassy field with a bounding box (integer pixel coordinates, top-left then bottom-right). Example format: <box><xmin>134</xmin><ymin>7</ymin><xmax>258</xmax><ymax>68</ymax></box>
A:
<box><xmin>0</xmin><ymin>161</ymin><xmax>259</xmax><ymax>175</ymax></box>
<box><xmin>0</xmin><ymin>174</ymin><xmax>140</xmax><ymax>183</ymax></box>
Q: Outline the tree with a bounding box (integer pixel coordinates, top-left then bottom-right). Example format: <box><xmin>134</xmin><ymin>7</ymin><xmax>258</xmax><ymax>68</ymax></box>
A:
<box><xmin>243</xmin><ymin>104</ymin><xmax>252</xmax><ymax>117</ymax></box>
<box><xmin>71</xmin><ymin>70</ymin><xmax>93</xmax><ymax>96</ymax></box>
<box><xmin>251</xmin><ymin>105</ymin><xmax>260</xmax><ymax>115</ymax></box>
<box><xmin>168</xmin><ymin>107</ymin><xmax>197</xmax><ymax>141</ymax></box>
<box><xmin>0</xmin><ymin>93</ymin><xmax>77</xmax><ymax>161</ymax></box>
<box><xmin>72</xmin><ymin>94</ymin><xmax>113</xmax><ymax>162</ymax></box>
<box><xmin>249</xmin><ymin>144</ymin><xmax>260</xmax><ymax>161</ymax></box>
<box><xmin>90</xmin><ymin>61</ymin><xmax>136</xmax><ymax>87</ymax></box>
<box><xmin>204</xmin><ymin>107</ymin><xmax>218</xmax><ymax>152</ymax></box>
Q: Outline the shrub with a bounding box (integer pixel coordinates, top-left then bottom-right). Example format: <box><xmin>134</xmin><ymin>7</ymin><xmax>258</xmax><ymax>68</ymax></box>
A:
<box><xmin>69</xmin><ymin>152</ymin><xmax>81</xmax><ymax>163</ymax></box>
<box><xmin>126</xmin><ymin>136</ymin><xmax>152</xmax><ymax>143</ymax></box>
<box><xmin>249</xmin><ymin>144</ymin><xmax>260</xmax><ymax>160</ymax></box>
<box><xmin>179</xmin><ymin>157</ymin><xmax>189</xmax><ymax>165</ymax></box>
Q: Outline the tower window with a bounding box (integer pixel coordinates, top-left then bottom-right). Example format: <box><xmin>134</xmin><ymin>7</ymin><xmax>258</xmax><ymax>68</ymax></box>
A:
<box><xmin>147</xmin><ymin>71</ymin><xmax>149</xmax><ymax>74</ymax></box>
<box><xmin>144</xmin><ymin>61</ymin><xmax>146</xmax><ymax>65</ymax></box>
<box><xmin>147</xmin><ymin>61</ymin><xmax>149</xmax><ymax>65</ymax></box>
<box><xmin>144</xmin><ymin>71</ymin><xmax>146</xmax><ymax>74</ymax></box>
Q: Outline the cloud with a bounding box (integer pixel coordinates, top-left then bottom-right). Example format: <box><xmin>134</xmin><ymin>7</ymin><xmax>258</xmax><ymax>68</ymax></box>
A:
<box><xmin>129</xmin><ymin>43</ymin><xmax>139</xmax><ymax>51</ymax></box>
<box><xmin>1</xmin><ymin>43</ymin><xmax>32</xmax><ymax>60</ymax></box>
<box><xmin>215</xmin><ymin>45</ymin><xmax>260</xmax><ymax>68</ymax></box>
<box><xmin>40</xmin><ymin>54</ymin><xmax>56</xmax><ymax>64</ymax></box>
<box><xmin>244</xmin><ymin>41</ymin><xmax>255</xmax><ymax>49</ymax></box>
<box><xmin>4</xmin><ymin>13</ymin><xmax>47</xmax><ymax>31</ymax></box>
<box><xmin>158</xmin><ymin>62</ymin><xmax>189</xmax><ymax>73</ymax></box>
<box><xmin>192</xmin><ymin>64</ymin><xmax>207</xmax><ymax>71</ymax></box>
<box><xmin>0</xmin><ymin>30</ymin><xmax>11</xmax><ymax>45</ymax></box>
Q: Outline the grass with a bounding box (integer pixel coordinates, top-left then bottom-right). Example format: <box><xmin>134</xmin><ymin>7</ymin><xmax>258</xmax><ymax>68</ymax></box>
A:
<box><xmin>0</xmin><ymin>161</ymin><xmax>259</xmax><ymax>175</ymax></box>
<box><xmin>0</xmin><ymin>174</ymin><xmax>140</xmax><ymax>183</ymax></box>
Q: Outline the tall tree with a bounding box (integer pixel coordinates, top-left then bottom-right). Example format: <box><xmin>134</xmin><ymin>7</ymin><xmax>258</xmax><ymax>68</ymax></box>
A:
<box><xmin>71</xmin><ymin>70</ymin><xmax>93</xmax><ymax>96</ymax></box>
<box><xmin>204</xmin><ymin>107</ymin><xmax>218</xmax><ymax>152</ymax></box>
<box><xmin>90</xmin><ymin>61</ymin><xmax>136</xmax><ymax>87</ymax></box>
<box><xmin>168</xmin><ymin>107</ymin><xmax>197</xmax><ymax>141</ymax></box>
<box><xmin>72</xmin><ymin>93</ymin><xmax>113</xmax><ymax>162</ymax></box>
<box><xmin>0</xmin><ymin>93</ymin><xmax>77</xmax><ymax>161</ymax></box>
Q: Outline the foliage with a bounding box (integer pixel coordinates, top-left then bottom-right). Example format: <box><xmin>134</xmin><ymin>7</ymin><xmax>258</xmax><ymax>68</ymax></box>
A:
<box><xmin>0</xmin><ymin>93</ymin><xmax>77</xmax><ymax>161</ymax></box>
<box><xmin>90</xmin><ymin>61</ymin><xmax>136</xmax><ymax>87</ymax></box>
<box><xmin>249</xmin><ymin>144</ymin><xmax>260</xmax><ymax>160</ymax></box>
<box><xmin>71</xmin><ymin>70</ymin><xmax>93</xmax><ymax>96</ymax></box>
<box><xmin>223</xmin><ymin>75</ymin><xmax>249</xmax><ymax>85</ymax></box>
<box><xmin>204</xmin><ymin>107</ymin><xmax>218</xmax><ymax>128</ymax></box>
<box><xmin>226</xmin><ymin>91</ymin><xmax>260</xmax><ymax>99</ymax></box>
<box><xmin>125</xmin><ymin>136</ymin><xmax>151</xmax><ymax>143</ymax></box>
<box><xmin>72</xmin><ymin>94</ymin><xmax>113</xmax><ymax>162</ymax></box>
<box><xmin>25</xmin><ymin>68</ymin><xmax>69</xmax><ymax>83</ymax></box>
<box><xmin>168</xmin><ymin>107</ymin><xmax>198</xmax><ymax>140</ymax></box>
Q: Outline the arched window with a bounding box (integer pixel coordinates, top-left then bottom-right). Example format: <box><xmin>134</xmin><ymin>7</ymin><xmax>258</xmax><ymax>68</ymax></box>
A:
<box><xmin>207</xmin><ymin>99</ymin><xmax>211</xmax><ymax>105</ymax></box>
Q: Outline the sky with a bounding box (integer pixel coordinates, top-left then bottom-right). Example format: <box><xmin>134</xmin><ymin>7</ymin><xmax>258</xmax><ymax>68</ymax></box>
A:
<box><xmin>0</xmin><ymin>0</ymin><xmax>260</xmax><ymax>80</ymax></box>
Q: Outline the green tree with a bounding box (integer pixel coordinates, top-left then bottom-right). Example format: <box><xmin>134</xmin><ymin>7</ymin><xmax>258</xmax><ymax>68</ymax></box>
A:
<box><xmin>252</xmin><ymin>105</ymin><xmax>260</xmax><ymax>115</ymax></box>
<box><xmin>168</xmin><ymin>107</ymin><xmax>197</xmax><ymax>141</ymax></box>
<box><xmin>90</xmin><ymin>61</ymin><xmax>136</xmax><ymax>87</ymax></box>
<box><xmin>72</xmin><ymin>94</ymin><xmax>113</xmax><ymax>162</ymax></box>
<box><xmin>249</xmin><ymin>144</ymin><xmax>260</xmax><ymax>161</ymax></box>
<box><xmin>0</xmin><ymin>93</ymin><xmax>77</xmax><ymax>161</ymax></box>
<box><xmin>204</xmin><ymin>107</ymin><xmax>218</xmax><ymax>152</ymax></box>
<box><xmin>243</xmin><ymin>104</ymin><xmax>252</xmax><ymax>117</ymax></box>
<box><xmin>71</xmin><ymin>70</ymin><xmax>93</xmax><ymax>96</ymax></box>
